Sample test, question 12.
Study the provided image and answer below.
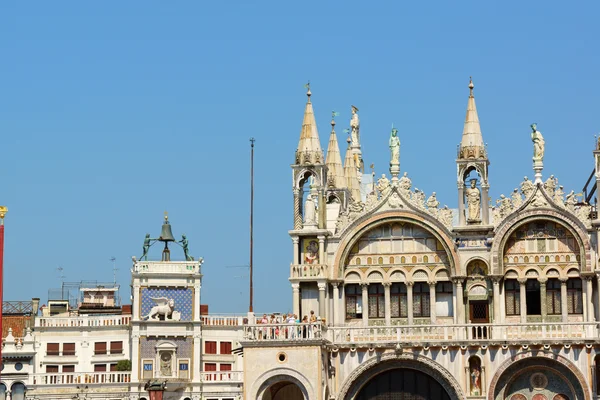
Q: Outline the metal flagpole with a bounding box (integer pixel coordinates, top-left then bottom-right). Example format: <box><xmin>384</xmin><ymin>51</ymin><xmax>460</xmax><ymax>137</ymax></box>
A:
<box><xmin>249</xmin><ymin>138</ymin><xmax>255</xmax><ymax>313</ymax></box>
<box><xmin>0</xmin><ymin>206</ymin><xmax>7</xmax><ymax>381</ymax></box>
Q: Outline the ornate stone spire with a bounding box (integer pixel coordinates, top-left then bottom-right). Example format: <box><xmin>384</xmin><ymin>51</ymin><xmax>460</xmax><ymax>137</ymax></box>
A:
<box><xmin>344</xmin><ymin>135</ymin><xmax>361</xmax><ymax>201</ymax></box>
<box><xmin>295</xmin><ymin>83</ymin><xmax>324</xmax><ymax>165</ymax></box>
<box><xmin>458</xmin><ymin>77</ymin><xmax>486</xmax><ymax>160</ymax></box>
<box><xmin>325</xmin><ymin>112</ymin><xmax>346</xmax><ymax>189</ymax></box>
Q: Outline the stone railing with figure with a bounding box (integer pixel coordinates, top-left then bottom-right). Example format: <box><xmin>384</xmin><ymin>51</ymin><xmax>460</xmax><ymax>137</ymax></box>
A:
<box><xmin>243</xmin><ymin>323</ymin><xmax>324</xmax><ymax>341</ymax></box>
<box><xmin>31</xmin><ymin>372</ymin><xmax>131</xmax><ymax>385</ymax></box>
<box><xmin>290</xmin><ymin>264</ymin><xmax>329</xmax><ymax>279</ymax></box>
<box><xmin>327</xmin><ymin>322</ymin><xmax>600</xmax><ymax>345</ymax></box>
<box><xmin>36</xmin><ymin>314</ymin><xmax>131</xmax><ymax>328</ymax></box>
<box><xmin>200</xmin><ymin>371</ymin><xmax>244</xmax><ymax>383</ymax></box>
<box><xmin>132</xmin><ymin>261</ymin><xmax>201</xmax><ymax>275</ymax></box>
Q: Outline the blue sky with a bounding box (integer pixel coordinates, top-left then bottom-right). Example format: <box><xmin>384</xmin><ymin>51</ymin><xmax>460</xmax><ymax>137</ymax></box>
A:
<box><xmin>1</xmin><ymin>2</ymin><xmax>599</xmax><ymax>313</ymax></box>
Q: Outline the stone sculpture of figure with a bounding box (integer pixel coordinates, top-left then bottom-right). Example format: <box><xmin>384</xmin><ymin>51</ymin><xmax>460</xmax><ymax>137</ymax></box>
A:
<box><xmin>348</xmin><ymin>199</ymin><xmax>364</xmax><ymax>217</ymax></box>
<box><xmin>426</xmin><ymin>192</ymin><xmax>439</xmax><ymax>209</ymax></box>
<box><xmin>399</xmin><ymin>172</ymin><xmax>412</xmax><ymax>192</ymax></box>
<box><xmin>555</xmin><ymin>185</ymin><xmax>565</xmax><ymax>205</ymax></box>
<box><xmin>350</xmin><ymin>105</ymin><xmax>360</xmax><ymax>146</ymax></box>
<box><xmin>497</xmin><ymin>194</ymin><xmax>513</xmax><ymax>218</ymax></box>
<box><xmin>531</xmin><ymin>123</ymin><xmax>545</xmax><ymax>161</ymax></box>
<box><xmin>141</xmin><ymin>234</ymin><xmax>152</xmax><ymax>261</ymax></box>
<box><xmin>412</xmin><ymin>188</ymin><xmax>425</xmax><ymax>208</ymax></box>
<box><xmin>544</xmin><ymin>175</ymin><xmax>557</xmax><ymax>197</ymax></box>
<box><xmin>389</xmin><ymin>127</ymin><xmax>400</xmax><ymax>165</ymax></box>
<box><xmin>520</xmin><ymin>176</ymin><xmax>535</xmax><ymax>198</ymax></box>
<box><xmin>304</xmin><ymin>193</ymin><xmax>317</xmax><ymax>225</ymax></box>
<box><xmin>565</xmin><ymin>190</ymin><xmax>577</xmax><ymax>212</ymax></box>
<box><xmin>439</xmin><ymin>206</ymin><xmax>453</xmax><ymax>228</ymax></box>
<box><xmin>511</xmin><ymin>188</ymin><xmax>523</xmax><ymax>208</ymax></box>
<box><xmin>465</xmin><ymin>179</ymin><xmax>481</xmax><ymax>223</ymax></box>
<box><xmin>180</xmin><ymin>235</ymin><xmax>192</xmax><ymax>261</ymax></box>
<box><xmin>377</xmin><ymin>174</ymin><xmax>391</xmax><ymax>197</ymax></box>
<box><xmin>160</xmin><ymin>352</ymin><xmax>172</xmax><ymax>376</ymax></box>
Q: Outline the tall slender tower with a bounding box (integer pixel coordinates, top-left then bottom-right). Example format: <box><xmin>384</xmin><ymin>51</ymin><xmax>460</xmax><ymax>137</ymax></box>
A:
<box><xmin>456</xmin><ymin>78</ymin><xmax>491</xmax><ymax>226</ymax></box>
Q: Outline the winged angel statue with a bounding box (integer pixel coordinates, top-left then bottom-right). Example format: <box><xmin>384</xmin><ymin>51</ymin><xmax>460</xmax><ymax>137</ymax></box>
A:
<box><xmin>144</xmin><ymin>297</ymin><xmax>180</xmax><ymax>321</ymax></box>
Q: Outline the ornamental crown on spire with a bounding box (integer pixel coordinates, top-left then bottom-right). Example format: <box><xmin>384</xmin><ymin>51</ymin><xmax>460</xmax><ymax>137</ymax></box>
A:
<box><xmin>295</xmin><ymin>83</ymin><xmax>324</xmax><ymax>165</ymax></box>
<box><xmin>458</xmin><ymin>77</ymin><xmax>487</xmax><ymax>160</ymax></box>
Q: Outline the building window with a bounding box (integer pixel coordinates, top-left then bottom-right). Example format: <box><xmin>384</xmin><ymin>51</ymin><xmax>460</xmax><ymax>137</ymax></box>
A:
<box><xmin>368</xmin><ymin>283</ymin><xmax>385</xmax><ymax>318</ymax></box>
<box><xmin>567</xmin><ymin>279</ymin><xmax>583</xmax><ymax>314</ymax></box>
<box><xmin>204</xmin><ymin>363</ymin><xmax>217</xmax><ymax>371</ymax></box>
<box><xmin>546</xmin><ymin>279</ymin><xmax>561</xmax><ymax>315</ymax></box>
<box><xmin>219</xmin><ymin>363</ymin><xmax>232</xmax><ymax>371</ymax></box>
<box><xmin>345</xmin><ymin>284</ymin><xmax>362</xmax><ymax>319</ymax></box>
<box><xmin>435</xmin><ymin>281</ymin><xmax>453</xmax><ymax>317</ymax></box>
<box><xmin>526</xmin><ymin>279</ymin><xmax>541</xmax><ymax>315</ymax></box>
<box><xmin>110</xmin><ymin>363</ymin><xmax>118</xmax><ymax>372</ymax></box>
<box><xmin>94</xmin><ymin>342</ymin><xmax>107</xmax><ymax>355</ymax></box>
<box><xmin>204</xmin><ymin>341</ymin><xmax>217</xmax><ymax>354</ymax></box>
<box><xmin>63</xmin><ymin>343</ymin><xmax>75</xmax><ymax>356</ymax></box>
<box><xmin>62</xmin><ymin>365</ymin><xmax>75</xmax><ymax>373</ymax></box>
<box><xmin>220</xmin><ymin>341</ymin><xmax>232</xmax><ymax>355</ymax></box>
<box><xmin>46</xmin><ymin>343</ymin><xmax>59</xmax><ymax>356</ymax></box>
<box><xmin>94</xmin><ymin>364</ymin><xmax>107</xmax><ymax>372</ymax></box>
<box><xmin>505</xmin><ymin>280</ymin><xmax>520</xmax><ymax>315</ymax></box>
<box><xmin>390</xmin><ymin>283</ymin><xmax>408</xmax><ymax>318</ymax></box>
<box><xmin>46</xmin><ymin>365</ymin><xmax>59</xmax><ymax>373</ymax></box>
<box><xmin>595</xmin><ymin>354</ymin><xmax>600</xmax><ymax>396</ymax></box>
<box><xmin>413</xmin><ymin>282</ymin><xmax>430</xmax><ymax>317</ymax></box>
<box><xmin>14</xmin><ymin>362</ymin><xmax>23</xmax><ymax>371</ymax></box>
<box><xmin>110</xmin><ymin>341</ymin><xmax>123</xmax><ymax>354</ymax></box>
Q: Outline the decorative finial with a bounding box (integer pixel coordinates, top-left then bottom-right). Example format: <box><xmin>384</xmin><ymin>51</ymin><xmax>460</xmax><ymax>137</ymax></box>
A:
<box><xmin>0</xmin><ymin>206</ymin><xmax>6</xmax><ymax>224</ymax></box>
<box><xmin>331</xmin><ymin>111</ymin><xmax>339</xmax><ymax>127</ymax></box>
<box><xmin>164</xmin><ymin>211</ymin><xmax>169</xmax><ymax>221</ymax></box>
<box><xmin>469</xmin><ymin>77</ymin><xmax>474</xmax><ymax>96</ymax></box>
<box><xmin>344</xmin><ymin>128</ymin><xmax>351</xmax><ymax>144</ymax></box>
<box><xmin>304</xmin><ymin>81</ymin><xmax>311</xmax><ymax>98</ymax></box>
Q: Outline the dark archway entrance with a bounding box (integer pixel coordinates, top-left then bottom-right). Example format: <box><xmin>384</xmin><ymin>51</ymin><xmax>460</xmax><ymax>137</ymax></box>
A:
<box><xmin>356</xmin><ymin>368</ymin><xmax>452</xmax><ymax>400</ymax></box>
<box><xmin>262</xmin><ymin>380</ymin><xmax>303</xmax><ymax>400</ymax></box>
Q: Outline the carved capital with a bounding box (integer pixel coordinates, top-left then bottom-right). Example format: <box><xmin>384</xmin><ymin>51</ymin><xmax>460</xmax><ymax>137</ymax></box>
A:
<box><xmin>538</xmin><ymin>278</ymin><xmax>548</xmax><ymax>285</ymax></box>
<box><xmin>318</xmin><ymin>282</ymin><xmax>327</xmax><ymax>290</ymax></box>
<box><xmin>382</xmin><ymin>282</ymin><xmax>392</xmax><ymax>287</ymax></box>
<box><xmin>489</xmin><ymin>275</ymin><xmax>502</xmax><ymax>284</ymax></box>
<box><xmin>291</xmin><ymin>283</ymin><xmax>300</xmax><ymax>291</ymax></box>
<box><xmin>517</xmin><ymin>278</ymin><xmax>528</xmax><ymax>285</ymax></box>
<box><xmin>559</xmin><ymin>277</ymin><xmax>569</xmax><ymax>283</ymax></box>
<box><xmin>331</xmin><ymin>281</ymin><xmax>340</xmax><ymax>288</ymax></box>
<box><xmin>428</xmin><ymin>280</ymin><xmax>436</xmax><ymax>286</ymax></box>
<box><xmin>406</xmin><ymin>281</ymin><xmax>414</xmax><ymax>287</ymax></box>
<box><xmin>291</xmin><ymin>237</ymin><xmax>299</xmax><ymax>244</ymax></box>
<box><xmin>361</xmin><ymin>283</ymin><xmax>369</xmax><ymax>290</ymax></box>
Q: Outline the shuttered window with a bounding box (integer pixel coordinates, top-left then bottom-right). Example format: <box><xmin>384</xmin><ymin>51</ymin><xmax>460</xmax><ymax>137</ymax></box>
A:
<box><xmin>204</xmin><ymin>363</ymin><xmax>217</xmax><ymax>371</ymax></box>
<box><xmin>204</xmin><ymin>341</ymin><xmax>217</xmax><ymax>354</ymax></box>
<box><xmin>110</xmin><ymin>341</ymin><xmax>123</xmax><ymax>354</ymax></box>
<box><xmin>46</xmin><ymin>365</ymin><xmax>59</xmax><ymax>373</ymax></box>
<box><xmin>62</xmin><ymin>365</ymin><xmax>75</xmax><ymax>373</ymax></box>
<box><xmin>94</xmin><ymin>342</ymin><xmax>107</xmax><ymax>355</ymax></box>
<box><xmin>94</xmin><ymin>364</ymin><xmax>107</xmax><ymax>372</ymax></box>
<box><xmin>110</xmin><ymin>363</ymin><xmax>118</xmax><ymax>372</ymax></box>
<box><xmin>219</xmin><ymin>364</ymin><xmax>232</xmax><ymax>371</ymax></box>
<box><xmin>63</xmin><ymin>343</ymin><xmax>75</xmax><ymax>356</ymax></box>
<box><xmin>220</xmin><ymin>342</ymin><xmax>232</xmax><ymax>355</ymax></box>
<box><xmin>47</xmin><ymin>343</ymin><xmax>59</xmax><ymax>356</ymax></box>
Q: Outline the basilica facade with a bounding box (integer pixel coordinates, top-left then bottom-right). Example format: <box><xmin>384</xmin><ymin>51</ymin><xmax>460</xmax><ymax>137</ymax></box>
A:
<box><xmin>242</xmin><ymin>80</ymin><xmax>600</xmax><ymax>400</ymax></box>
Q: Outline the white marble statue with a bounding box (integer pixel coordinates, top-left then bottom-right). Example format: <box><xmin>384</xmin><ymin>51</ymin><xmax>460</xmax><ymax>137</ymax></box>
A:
<box><xmin>377</xmin><ymin>174</ymin><xmax>391</xmax><ymax>197</ymax></box>
<box><xmin>304</xmin><ymin>193</ymin><xmax>317</xmax><ymax>225</ymax></box>
<box><xmin>544</xmin><ymin>175</ymin><xmax>557</xmax><ymax>197</ymax></box>
<box><xmin>399</xmin><ymin>172</ymin><xmax>412</xmax><ymax>192</ymax></box>
<box><xmin>145</xmin><ymin>298</ymin><xmax>175</xmax><ymax>321</ymax></box>
<box><xmin>350</xmin><ymin>105</ymin><xmax>360</xmax><ymax>146</ymax></box>
<box><xmin>426</xmin><ymin>192</ymin><xmax>439</xmax><ymax>209</ymax></box>
<box><xmin>389</xmin><ymin>127</ymin><xmax>400</xmax><ymax>165</ymax></box>
<box><xmin>520</xmin><ymin>176</ymin><xmax>535</xmax><ymax>198</ymax></box>
<box><xmin>511</xmin><ymin>188</ymin><xmax>523</xmax><ymax>208</ymax></box>
<box><xmin>466</xmin><ymin>179</ymin><xmax>481</xmax><ymax>222</ymax></box>
<box><xmin>531</xmin><ymin>123</ymin><xmax>545</xmax><ymax>161</ymax></box>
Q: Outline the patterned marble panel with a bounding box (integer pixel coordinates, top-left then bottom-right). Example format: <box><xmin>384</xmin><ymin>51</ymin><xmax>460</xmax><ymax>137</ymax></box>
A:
<box><xmin>140</xmin><ymin>337</ymin><xmax>193</xmax><ymax>359</ymax></box>
<box><xmin>141</xmin><ymin>287</ymin><xmax>193</xmax><ymax>321</ymax></box>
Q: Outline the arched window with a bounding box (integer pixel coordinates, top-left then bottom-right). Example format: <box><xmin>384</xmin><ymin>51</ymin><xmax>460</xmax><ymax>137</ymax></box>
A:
<box><xmin>413</xmin><ymin>283</ymin><xmax>430</xmax><ymax>317</ymax></box>
<box><xmin>345</xmin><ymin>284</ymin><xmax>362</xmax><ymax>319</ymax></box>
<box><xmin>10</xmin><ymin>382</ymin><xmax>26</xmax><ymax>400</ymax></box>
<box><xmin>368</xmin><ymin>284</ymin><xmax>384</xmax><ymax>318</ymax></box>
<box><xmin>504</xmin><ymin>280</ymin><xmax>520</xmax><ymax>315</ymax></box>
<box><xmin>567</xmin><ymin>279</ymin><xmax>583</xmax><ymax>314</ymax></box>
<box><xmin>390</xmin><ymin>283</ymin><xmax>407</xmax><ymax>318</ymax></box>
<box><xmin>547</xmin><ymin>279</ymin><xmax>561</xmax><ymax>315</ymax></box>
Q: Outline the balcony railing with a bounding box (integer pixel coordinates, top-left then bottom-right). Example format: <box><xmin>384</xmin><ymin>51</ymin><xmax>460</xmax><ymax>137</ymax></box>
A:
<box><xmin>200</xmin><ymin>371</ymin><xmax>243</xmax><ymax>383</ymax></box>
<box><xmin>133</xmin><ymin>261</ymin><xmax>201</xmax><ymax>275</ymax></box>
<box><xmin>36</xmin><ymin>315</ymin><xmax>131</xmax><ymax>328</ymax></box>
<box><xmin>243</xmin><ymin>323</ymin><xmax>324</xmax><ymax>341</ymax></box>
<box><xmin>290</xmin><ymin>264</ymin><xmax>328</xmax><ymax>279</ymax></box>
<box><xmin>241</xmin><ymin>322</ymin><xmax>600</xmax><ymax>344</ymax></box>
<box><xmin>31</xmin><ymin>372</ymin><xmax>131</xmax><ymax>385</ymax></box>
<box><xmin>202</xmin><ymin>315</ymin><xmax>246</xmax><ymax>326</ymax></box>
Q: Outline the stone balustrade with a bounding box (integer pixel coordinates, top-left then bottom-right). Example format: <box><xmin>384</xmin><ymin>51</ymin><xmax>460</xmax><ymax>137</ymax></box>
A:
<box><xmin>200</xmin><ymin>371</ymin><xmax>244</xmax><ymax>383</ymax></box>
<box><xmin>243</xmin><ymin>323</ymin><xmax>324</xmax><ymax>341</ymax></box>
<box><xmin>290</xmin><ymin>263</ymin><xmax>328</xmax><ymax>279</ymax></box>
<box><xmin>31</xmin><ymin>372</ymin><xmax>131</xmax><ymax>385</ymax></box>
<box><xmin>133</xmin><ymin>261</ymin><xmax>201</xmax><ymax>275</ymax></box>
<box><xmin>201</xmin><ymin>315</ymin><xmax>246</xmax><ymax>326</ymax></box>
<box><xmin>36</xmin><ymin>314</ymin><xmax>131</xmax><ymax>328</ymax></box>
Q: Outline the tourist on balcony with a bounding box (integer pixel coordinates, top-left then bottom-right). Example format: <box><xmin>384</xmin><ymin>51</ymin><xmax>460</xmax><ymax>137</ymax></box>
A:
<box><xmin>269</xmin><ymin>314</ymin><xmax>278</xmax><ymax>338</ymax></box>
<box><xmin>286</xmin><ymin>313</ymin><xmax>297</xmax><ymax>339</ymax></box>
<box><xmin>301</xmin><ymin>315</ymin><xmax>309</xmax><ymax>338</ymax></box>
<box><xmin>259</xmin><ymin>314</ymin><xmax>269</xmax><ymax>340</ymax></box>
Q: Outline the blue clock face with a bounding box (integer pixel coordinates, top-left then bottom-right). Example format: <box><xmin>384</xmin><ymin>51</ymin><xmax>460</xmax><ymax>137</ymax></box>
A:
<box><xmin>15</xmin><ymin>362</ymin><xmax>23</xmax><ymax>371</ymax></box>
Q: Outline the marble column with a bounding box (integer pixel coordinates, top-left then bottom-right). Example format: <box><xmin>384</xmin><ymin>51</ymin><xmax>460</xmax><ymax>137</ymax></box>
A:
<box><xmin>481</xmin><ymin>183</ymin><xmax>490</xmax><ymax>226</ymax></box>
<box><xmin>539</xmin><ymin>278</ymin><xmax>547</xmax><ymax>322</ymax></box>
<box><xmin>317</xmin><ymin>236</ymin><xmax>325</xmax><ymax>268</ymax></box>
<box><xmin>454</xmin><ymin>279</ymin><xmax>464</xmax><ymax>324</ymax></box>
<box><xmin>384</xmin><ymin>283</ymin><xmax>392</xmax><ymax>326</ymax></box>
<box><xmin>292</xmin><ymin>237</ymin><xmax>299</xmax><ymax>265</ymax></box>
<box><xmin>518</xmin><ymin>278</ymin><xmax>527</xmax><ymax>323</ymax></box>
<box><xmin>332</xmin><ymin>283</ymin><xmax>340</xmax><ymax>325</ymax></box>
<box><xmin>586</xmin><ymin>276</ymin><xmax>594</xmax><ymax>322</ymax></box>
<box><xmin>361</xmin><ymin>283</ymin><xmax>369</xmax><ymax>326</ymax></box>
<box><xmin>560</xmin><ymin>278</ymin><xmax>568</xmax><ymax>322</ymax></box>
<box><xmin>293</xmin><ymin>188</ymin><xmax>302</xmax><ymax>230</ymax></box>
<box><xmin>491</xmin><ymin>277</ymin><xmax>501</xmax><ymax>323</ymax></box>
<box><xmin>596</xmin><ymin>274</ymin><xmax>600</xmax><ymax>322</ymax></box>
<box><xmin>429</xmin><ymin>281</ymin><xmax>437</xmax><ymax>324</ymax></box>
<box><xmin>292</xmin><ymin>283</ymin><xmax>300</xmax><ymax>318</ymax></box>
<box><xmin>318</xmin><ymin>282</ymin><xmax>327</xmax><ymax>319</ymax></box>
<box><xmin>407</xmin><ymin>282</ymin><xmax>414</xmax><ymax>326</ymax></box>
<box><xmin>458</xmin><ymin>183</ymin><xmax>466</xmax><ymax>226</ymax></box>
<box><xmin>452</xmin><ymin>281</ymin><xmax>458</xmax><ymax>324</ymax></box>
<box><xmin>132</xmin><ymin>283</ymin><xmax>141</xmax><ymax>320</ymax></box>
<box><xmin>340</xmin><ymin>284</ymin><xmax>346</xmax><ymax>322</ymax></box>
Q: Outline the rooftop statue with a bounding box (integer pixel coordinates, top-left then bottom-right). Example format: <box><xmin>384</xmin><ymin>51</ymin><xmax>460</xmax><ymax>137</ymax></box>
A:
<box><xmin>180</xmin><ymin>234</ymin><xmax>193</xmax><ymax>261</ymax></box>
<box><xmin>141</xmin><ymin>234</ymin><xmax>156</xmax><ymax>261</ymax></box>
<box><xmin>389</xmin><ymin>127</ymin><xmax>400</xmax><ymax>165</ymax></box>
<box><xmin>466</xmin><ymin>179</ymin><xmax>481</xmax><ymax>223</ymax></box>
<box><xmin>350</xmin><ymin>105</ymin><xmax>360</xmax><ymax>146</ymax></box>
<box><xmin>531</xmin><ymin>123</ymin><xmax>545</xmax><ymax>162</ymax></box>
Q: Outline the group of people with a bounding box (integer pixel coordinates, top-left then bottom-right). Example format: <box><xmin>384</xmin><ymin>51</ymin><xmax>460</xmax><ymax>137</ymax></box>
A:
<box><xmin>254</xmin><ymin>311</ymin><xmax>321</xmax><ymax>340</ymax></box>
